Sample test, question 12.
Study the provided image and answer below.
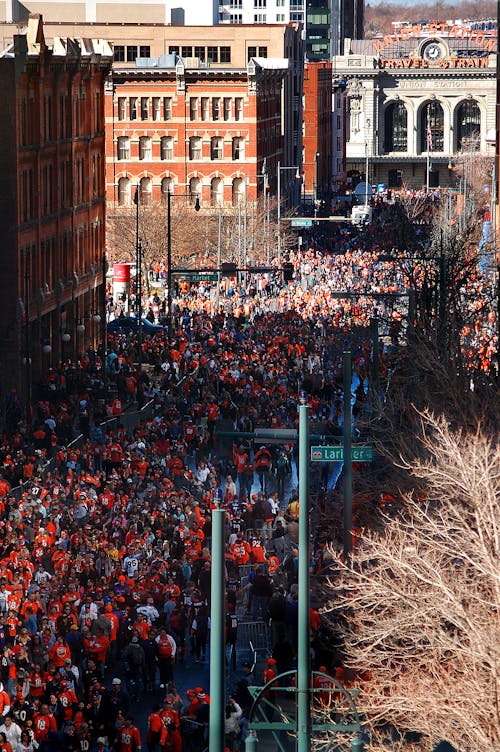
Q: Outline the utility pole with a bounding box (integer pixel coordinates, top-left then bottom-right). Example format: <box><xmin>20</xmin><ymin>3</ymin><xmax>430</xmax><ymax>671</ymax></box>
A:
<box><xmin>167</xmin><ymin>190</ymin><xmax>173</xmax><ymax>340</ymax></box>
<box><xmin>297</xmin><ymin>393</ymin><xmax>311</xmax><ymax>752</ymax></box>
<box><xmin>209</xmin><ymin>504</ymin><xmax>226</xmax><ymax>752</ymax></box>
<box><xmin>343</xmin><ymin>351</ymin><xmax>353</xmax><ymax>558</ymax></box>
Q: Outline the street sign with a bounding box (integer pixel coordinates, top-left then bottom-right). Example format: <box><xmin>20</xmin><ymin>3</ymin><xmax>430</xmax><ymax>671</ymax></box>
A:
<box><xmin>310</xmin><ymin>445</ymin><xmax>373</xmax><ymax>462</ymax></box>
<box><xmin>176</xmin><ymin>272</ymin><xmax>218</xmax><ymax>282</ymax></box>
<box><xmin>291</xmin><ymin>219</ymin><xmax>313</xmax><ymax>228</ymax></box>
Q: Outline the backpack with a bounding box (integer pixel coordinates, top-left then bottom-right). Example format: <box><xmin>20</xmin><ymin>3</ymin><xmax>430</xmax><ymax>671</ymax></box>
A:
<box><xmin>157</xmin><ymin>635</ymin><xmax>173</xmax><ymax>658</ymax></box>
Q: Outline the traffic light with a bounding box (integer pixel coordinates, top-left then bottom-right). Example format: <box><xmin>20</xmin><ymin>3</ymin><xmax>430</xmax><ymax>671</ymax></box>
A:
<box><xmin>283</xmin><ymin>262</ymin><xmax>294</xmax><ymax>281</ymax></box>
<box><xmin>221</xmin><ymin>262</ymin><xmax>237</xmax><ymax>277</ymax></box>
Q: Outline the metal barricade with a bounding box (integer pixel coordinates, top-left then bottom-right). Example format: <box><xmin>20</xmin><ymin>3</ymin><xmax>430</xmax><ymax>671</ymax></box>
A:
<box><xmin>237</xmin><ymin>620</ymin><xmax>271</xmax><ymax>661</ymax></box>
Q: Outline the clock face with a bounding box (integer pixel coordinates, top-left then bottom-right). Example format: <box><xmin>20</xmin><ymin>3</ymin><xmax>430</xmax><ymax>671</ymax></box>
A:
<box><xmin>423</xmin><ymin>42</ymin><xmax>443</xmax><ymax>61</ymax></box>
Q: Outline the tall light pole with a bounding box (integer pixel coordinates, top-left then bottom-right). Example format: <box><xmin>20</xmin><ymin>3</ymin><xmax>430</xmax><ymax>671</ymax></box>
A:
<box><xmin>297</xmin><ymin>393</ymin><xmax>311</xmax><ymax>752</ymax></box>
<box><xmin>277</xmin><ymin>162</ymin><xmax>300</xmax><ymax>265</ymax></box>
<box><xmin>364</xmin><ymin>118</ymin><xmax>371</xmax><ymax>208</ymax></box>
<box><xmin>314</xmin><ymin>151</ymin><xmax>319</xmax><ymax>216</ymax></box>
<box><xmin>133</xmin><ymin>184</ymin><xmax>143</xmax><ymax>371</ymax></box>
<box><xmin>167</xmin><ymin>190</ymin><xmax>200</xmax><ymax>340</ymax></box>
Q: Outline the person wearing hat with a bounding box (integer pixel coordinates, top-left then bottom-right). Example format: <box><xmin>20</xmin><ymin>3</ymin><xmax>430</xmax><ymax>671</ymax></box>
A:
<box><xmin>96</xmin><ymin>738</ymin><xmax>110</xmax><ymax>752</ymax></box>
<box><xmin>262</xmin><ymin>658</ymin><xmax>278</xmax><ymax>719</ymax></box>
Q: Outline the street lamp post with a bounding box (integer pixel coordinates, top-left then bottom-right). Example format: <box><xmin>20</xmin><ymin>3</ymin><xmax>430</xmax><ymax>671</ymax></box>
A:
<box><xmin>314</xmin><ymin>152</ymin><xmax>320</xmax><ymax>216</ymax></box>
<box><xmin>133</xmin><ymin>185</ymin><xmax>143</xmax><ymax>371</ymax></box>
<box><xmin>364</xmin><ymin>119</ymin><xmax>371</xmax><ymax>209</ymax></box>
<box><xmin>166</xmin><ymin>190</ymin><xmax>200</xmax><ymax>340</ymax></box>
<box><xmin>277</xmin><ymin>161</ymin><xmax>300</xmax><ymax>265</ymax></box>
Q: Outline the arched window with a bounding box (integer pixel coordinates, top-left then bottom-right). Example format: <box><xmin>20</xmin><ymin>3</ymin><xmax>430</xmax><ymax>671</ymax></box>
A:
<box><xmin>456</xmin><ymin>100</ymin><xmax>480</xmax><ymax>150</ymax></box>
<box><xmin>420</xmin><ymin>101</ymin><xmax>444</xmax><ymax>153</ymax></box>
<box><xmin>161</xmin><ymin>177</ymin><xmax>174</xmax><ymax>201</ymax></box>
<box><xmin>189</xmin><ymin>177</ymin><xmax>202</xmax><ymax>206</ymax></box>
<box><xmin>139</xmin><ymin>177</ymin><xmax>152</xmax><ymax>205</ymax></box>
<box><xmin>139</xmin><ymin>136</ymin><xmax>152</xmax><ymax>161</ymax></box>
<box><xmin>160</xmin><ymin>136</ymin><xmax>174</xmax><ymax>160</ymax></box>
<box><xmin>210</xmin><ymin>177</ymin><xmax>224</xmax><ymax>206</ymax></box>
<box><xmin>232</xmin><ymin>178</ymin><xmax>245</xmax><ymax>206</ymax></box>
<box><xmin>384</xmin><ymin>101</ymin><xmax>407</xmax><ymax>152</ymax></box>
<box><xmin>117</xmin><ymin>177</ymin><xmax>131</xmax><ymax>206</ymax></box>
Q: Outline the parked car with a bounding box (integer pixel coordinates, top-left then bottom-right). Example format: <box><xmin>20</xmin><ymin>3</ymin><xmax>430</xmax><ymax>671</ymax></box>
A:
<box><xmin>107</xmin><ymin>316</ymin><xmax>166</xmax><ymax>332</ymax></box>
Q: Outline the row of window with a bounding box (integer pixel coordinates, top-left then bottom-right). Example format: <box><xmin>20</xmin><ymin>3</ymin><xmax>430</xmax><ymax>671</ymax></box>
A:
<box><xmin>168</xmin><ymin>45</ymin><xmax>231</xmax><ymax>63</ymax></box>
<box><xmin>167</xmin><ymin>45</ymin><xmax>267</xmax><ymax>62</ymax></box>
<box><xmin>117</xmin><ymin>175</ymin><xmax>247</xmax><ymax>207</ymax></box>
<box><xmin>114</xmin><ymin>45</ymin><xmax>151</xmax><ymax>62</ymax></box>
<box><xmin>19</xmin><ymin>89</ymin><xmax>101</xmax><ymax>147</ymax></box>
<box><xmin>116</xmin><ymin>96</ymin><xmax>245</xmax><ymax>123</ymax></box>
<box><xmin>384</xmin><ymin>99</ymin><xmax>481</xmax><ymax>153</ymax></box>
<box><xmin>116</xmin><ymin>135</ymin><xmax>246</xmax><ymax>161</ymax></box>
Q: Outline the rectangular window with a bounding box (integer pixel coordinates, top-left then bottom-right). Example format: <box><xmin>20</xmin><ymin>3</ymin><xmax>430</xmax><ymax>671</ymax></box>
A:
<box><xmin>181</xmin><ymin>46</ymin><xmax>193</xmax><ymax>58</ymax></box>
<box><xmin>140</xmin><ymin>97</ymin><xmax>149</xmax><ymax>120</ymax></box>
<box><xmin>235</xmin><ymin>97</ymin><xmax>243</xmax><ymax>121</ymax></box>
<box><xmin>117</xmin><ymin>137</ymin><xmax>130</xmax><ymax>160</ymax></box>
<box><xmin>212</xmin><ymin>97</ymin><xmax>221</xmax><ymax>121</ymax></box>
<box><xmin>152</xmin><ymin>97</ymin><xmax>160</xmax><ymax>121</ymax></box>
<box><xmin>201</xmin><ymin>97</ymin><xmax>209</xmax><ymax>121</ymax></box>
<box><xmin>223</xmin><ymin>98</ymin><xmax>231</xmax><ymax>121</ymax></box>
<box><xmin>258</xmin><ymin>46</ymin><xmax>268</xmax><ymax>57</ymax></box>
<box><xmin>207</xmin><ymin>46</ymin><xmax>218</xmax><ymax>63</ymax></box>
<box><xmin>195</xmin><ymin>46</ymin><xmax>206</xmax><ymax>61</ymax></box>
<box><xmin>189</xmin><ymin>97</ymin><xmax>198</xmax><ymax>121</ymax></box>
<box><xmin>254</xmin><ymin>14</ymin><xmax>267</xmax><ymax>22</ymax></box>
<box><xmin>126</xmin><ymin>45</ymin><xmax>138</xmax><ymax>62</ymax></box>
<box><xmin>117</xmin><ymin>97</ymin><xmax>126</xmax><ymax>121</ymax></box>
<box><xmin>163</xmin><ymin>97</ymin><xmax>172</xmax><ymax>120</ymax></box>
<box><xmin>276</xmin><ymin>0</ymin><xmax>284</xmax><ymax>5</ymax></box>
<box><xmin>248</xmin><ymin>46</ymin><xmax>257</xmax><ymax>59</ymax></box>
<box><xmin>139</xmin><ymin>45</ymin><xmax>151</xmax><ymax>58</ymax></box>
<box><xmin>220</xmin><ymin>46</ymin><xmax>231</xmax><ymax>63</ymax></box>
<box><xmin>276</xmin><ymin>13</ymin><xmax>285</xmax><ymax>21</ymax></box>
<box><xmin>129</xmin><ymin>97</ymin><xmax>137</xmax><ymax>120</ymax></box>
<box><xmin>114</xmin><ymin>45</ymin><xmax>125</xmax><ymax>62</ymax></box>
<box><xmin>169</xmin><ymin>46</ymin><xmax>179</xmax><ymax>55</ymax></box>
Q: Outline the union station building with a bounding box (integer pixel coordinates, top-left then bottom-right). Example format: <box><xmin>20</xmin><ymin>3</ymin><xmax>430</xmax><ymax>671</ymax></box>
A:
<box><xmin>335</xmin><ymin>21</ymin><xmax>497</xmax><ymax>190</ymax></box>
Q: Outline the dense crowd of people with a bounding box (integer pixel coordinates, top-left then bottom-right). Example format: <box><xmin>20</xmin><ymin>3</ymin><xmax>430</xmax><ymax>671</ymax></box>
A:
<box><xmin>0</xmin><ymin>227</ymin><xmax>495</xmax><ymax>752</ymax></box>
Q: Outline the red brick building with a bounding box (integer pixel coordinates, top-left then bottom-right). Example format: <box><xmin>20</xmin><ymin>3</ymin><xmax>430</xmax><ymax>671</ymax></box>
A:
<box><xmin>105</xmin><ymin>55</ymin><xmax>292</xmax><ymax>209</ymax></box>
<box><xmin>302</xmin><ymin>60</ymin><xmax>333</xmax><ymax>205</ymax></box>
<box><xmin>0</xmin><ymin>15</ymin><xmax>112</xmax><ymax>397</ymax></box>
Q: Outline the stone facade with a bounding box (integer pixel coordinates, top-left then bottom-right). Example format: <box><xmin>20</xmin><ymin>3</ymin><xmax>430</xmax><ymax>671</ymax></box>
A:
<box><xmin>334</xmin><ymin>31</ymin><xmax>497</xmax><ymax>190</ymax></box>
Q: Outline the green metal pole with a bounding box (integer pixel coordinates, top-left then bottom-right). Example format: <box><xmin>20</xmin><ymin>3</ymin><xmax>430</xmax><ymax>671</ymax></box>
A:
<box><xmin>370</xmin><ymin>314</ymin><xmax>379</xmax><ymax>391</ymax></box>
<box><xmin>351</xmin><ymin>736</ymin><xmax>364</xmax><ymax>752</ymax></box>
<box><xmin>245</xmin><ymin>730</ymin><xmax>258</xmax><ymax>752</ymax></box>
<box><xmin>297</xmin><ymin>394</ymin><xmax>310</xmax><ymax>752</ymax></box>
<box><xmin>209</xmin><ymin>507</ymin><xmax>226</xmax><ymax>752</ymax></box>
<box><xmin>343</xmin><ymin>351</ymin><xmax>353</xmax><ymax>558</ymax></box>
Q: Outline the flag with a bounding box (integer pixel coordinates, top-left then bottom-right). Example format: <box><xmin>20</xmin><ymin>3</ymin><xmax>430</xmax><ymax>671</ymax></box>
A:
<box><xmin>426</xmin><ymin>111</ymin><xmax>433</xmax><ymax>152</ymax></box>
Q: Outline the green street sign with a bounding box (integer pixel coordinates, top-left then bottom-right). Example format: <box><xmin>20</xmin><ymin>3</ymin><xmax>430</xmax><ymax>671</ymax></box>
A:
<box><xmin>310</xmin><ymin>445</ymin><xmax>373</xmax><ymax>462</ymax></box>
<box><xmin>177</xmin><ymin>272</ymin><xmax>218</xmax><ymax>282</ymax></box>
<box><xmin>291</xmin><ymin>219</ymin><xmax>313</xmax><ymax>228</ymax></box>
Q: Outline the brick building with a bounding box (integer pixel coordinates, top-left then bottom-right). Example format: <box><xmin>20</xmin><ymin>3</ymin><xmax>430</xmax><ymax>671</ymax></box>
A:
<box><xmin>302</xmin><ymin>60</ymin><xmax>333</xmax><ymax>204</ymax></box>
<box><xmin>106</xmin><ymin>55</ymin><xmax>293</xmax><ymax>210</ymax></box>
<box><xmin>0</xmin><ymin>15</ymin><xmax>112</xmax><ymax>397</ymax></box>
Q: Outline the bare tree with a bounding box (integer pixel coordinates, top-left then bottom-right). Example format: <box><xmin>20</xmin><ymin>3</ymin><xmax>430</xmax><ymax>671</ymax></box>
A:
<box><xmin>323</xmin><ymin>411</ymin><xmax>500</xmax><ymax>752</ymax></box>
<box><xmin>106</xmin><ymin>197</ymin><xmax>291</xmax><ymax>273</ymax></box>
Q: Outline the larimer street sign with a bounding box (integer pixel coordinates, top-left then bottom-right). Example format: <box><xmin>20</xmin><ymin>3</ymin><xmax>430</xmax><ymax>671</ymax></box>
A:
<box><xmin>310</xmin><ymin>445</ymin><xmax>373</xmax><ymax>462</ymax></box>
